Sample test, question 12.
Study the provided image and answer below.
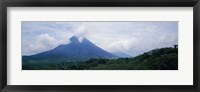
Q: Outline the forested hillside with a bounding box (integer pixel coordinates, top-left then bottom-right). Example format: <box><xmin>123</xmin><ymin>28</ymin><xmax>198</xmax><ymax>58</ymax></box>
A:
<box><xmin>22</xmin><ymin>47</ymin><xmax>178</xmax><ymax>70</ymax></box>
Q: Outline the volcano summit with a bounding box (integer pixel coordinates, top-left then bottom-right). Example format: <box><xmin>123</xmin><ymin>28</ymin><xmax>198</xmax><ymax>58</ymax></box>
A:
<box><xmin>23</xmin><ymin>36</ymin><xmax>118</xmax><ymax>62</ymax></box>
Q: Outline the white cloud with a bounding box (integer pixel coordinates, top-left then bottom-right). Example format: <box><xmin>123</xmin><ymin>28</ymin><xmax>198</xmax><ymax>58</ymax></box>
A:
<box><xmin>107</xmin><ymin>37</ymin><xmax>138</xmax><ymax>53</ymax></box>
<box><xmin>73</xmin><ymin>23</ymin><xmax>89</xmax><ymax>37</ymax></box>
<box><xmin>23</xmin><ymin>33</ymin><xmax>66</xmax><ymax>55</ymax></box>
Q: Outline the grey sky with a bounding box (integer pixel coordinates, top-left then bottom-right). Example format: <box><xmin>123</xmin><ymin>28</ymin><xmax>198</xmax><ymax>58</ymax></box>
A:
<box><xmin>22</xmin><ymin>21</ymin><xmax>178</xmax><ymax>57</ymax></box>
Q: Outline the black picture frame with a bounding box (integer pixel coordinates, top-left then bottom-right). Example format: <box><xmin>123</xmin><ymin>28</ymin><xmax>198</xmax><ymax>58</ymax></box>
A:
<box><xmin>0</xmin><ymin>0</ymin><xmax>199</xmax><ymax>92</ymax></box>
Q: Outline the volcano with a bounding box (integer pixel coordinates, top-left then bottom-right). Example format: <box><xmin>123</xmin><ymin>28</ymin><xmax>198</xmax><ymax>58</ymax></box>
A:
<box><xmin>22</xmin><ymin>36</ymin><xmax>118</xmax><ymax>62</ymax></box>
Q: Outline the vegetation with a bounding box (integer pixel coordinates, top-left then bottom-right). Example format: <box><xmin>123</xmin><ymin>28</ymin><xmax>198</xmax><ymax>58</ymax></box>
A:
<box><xmin>22</xmin><ymin>47</ymin><xmax>178</xmax><ymax>70</ymax></box>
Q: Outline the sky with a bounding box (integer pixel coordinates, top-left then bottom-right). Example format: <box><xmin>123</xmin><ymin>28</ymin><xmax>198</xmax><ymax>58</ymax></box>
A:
<box><xmin>22</xmin><ymin>21</ymin><xmax>178</xmax><ymax>57</ymax></box>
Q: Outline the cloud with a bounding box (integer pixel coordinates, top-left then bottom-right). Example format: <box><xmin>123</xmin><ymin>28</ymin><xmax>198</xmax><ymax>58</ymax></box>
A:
<box><xmin>23</xmin><ymin>33</ymin><xmax>66</xmax><ymax>55</ymax></box>
<box><xmin>73</xmin><ymin>23</ymin><xmax>89</xmax><ymax>37</ymax></box>
<box><xmin>107</xmin><ymin>37</ymin><xmax>138</xmax><ymax>52</ymax></box>
<box><xmin>75</xmin><ymin>22</ymin><xmax>178</xmax><ymax>56</ymax></box>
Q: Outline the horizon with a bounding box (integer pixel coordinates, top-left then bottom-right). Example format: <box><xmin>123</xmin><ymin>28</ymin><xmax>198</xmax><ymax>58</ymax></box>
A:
<box><xmin>22</xmin><ymin>21</ymin><xmax>178</xmax><ymax>57</ymax></box>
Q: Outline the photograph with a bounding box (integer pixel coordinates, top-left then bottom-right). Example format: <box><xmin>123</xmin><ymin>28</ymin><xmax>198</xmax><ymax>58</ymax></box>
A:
<box><xmin>22</xmin><ymin>21</ymin><xmax>178</xmax><ymax>70</ymax></box>
<box><xmin>1</xmin><ymin>0</ymin><xmax>198</xmax><ymax>91</ymax></box>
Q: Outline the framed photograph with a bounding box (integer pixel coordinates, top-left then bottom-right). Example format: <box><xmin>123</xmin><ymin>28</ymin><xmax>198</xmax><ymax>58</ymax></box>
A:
<box><xmin>0</xmin><ymin>0</ymin><xmax>199</xmax><ymax>92</ymax></box>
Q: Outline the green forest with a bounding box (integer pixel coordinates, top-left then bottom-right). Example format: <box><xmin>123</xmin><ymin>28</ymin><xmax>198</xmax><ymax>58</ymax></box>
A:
<box><xmin>22</xmin><ymin>47</ymin><xmax>178</xmax><ymax>70</ymax></box>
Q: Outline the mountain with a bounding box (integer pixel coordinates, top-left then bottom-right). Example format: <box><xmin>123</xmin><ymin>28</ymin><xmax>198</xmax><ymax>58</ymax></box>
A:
<box><xmin>23</xmin><ymin>36</ymin><xmax>118</xmax><ymax>62</ymax></box>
